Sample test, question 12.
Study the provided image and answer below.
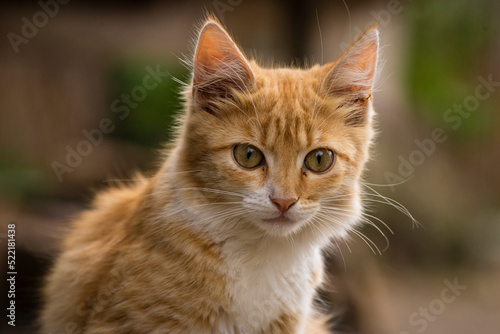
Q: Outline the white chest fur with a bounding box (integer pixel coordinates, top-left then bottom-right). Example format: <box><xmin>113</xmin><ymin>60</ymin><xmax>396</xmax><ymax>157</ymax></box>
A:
<box><xmin>220</xmin><ymin>237</ymin><xmax>323</xmax><ymax>334</ymax></box>
<box><xmin>175</xmin><ymin>200</ymin><xmax>328</xmax><ymax>333</ymax></box>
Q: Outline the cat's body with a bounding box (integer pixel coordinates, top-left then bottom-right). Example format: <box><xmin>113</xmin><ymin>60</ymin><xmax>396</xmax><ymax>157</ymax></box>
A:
<box><xmin>42</xmin><ymin>19</ymin><xmax>379</xmax><ymax>334</ymax></box>
<box><xmin>42</xmin><ymin>177</ymin><xmax>327</xmax><ymax>333</ymax></box>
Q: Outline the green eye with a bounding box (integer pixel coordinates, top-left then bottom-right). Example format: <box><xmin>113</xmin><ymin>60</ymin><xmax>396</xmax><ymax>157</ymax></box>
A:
<box><xmin>233</xmin><ymin>144</ymin><xmax>264</xmax><ymax>169</ymax></box>
<box><xmin>304</xmin><ymin>148</ymin><xmax>335</xmax><ymax>173</ymax></box>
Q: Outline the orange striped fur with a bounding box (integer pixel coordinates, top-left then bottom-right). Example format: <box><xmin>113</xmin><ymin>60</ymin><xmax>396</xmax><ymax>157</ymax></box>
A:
<box><xmin>41</xmin><ymin>18</ymin><xmax>379</xmax><ymax>334</ymax></box>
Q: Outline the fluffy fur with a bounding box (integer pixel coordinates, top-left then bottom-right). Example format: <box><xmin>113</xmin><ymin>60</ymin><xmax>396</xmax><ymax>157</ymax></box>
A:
<box><xmin>41</xmin><ymin>18</ymin><xmax>379</xmax><ymax>334</ymax></box>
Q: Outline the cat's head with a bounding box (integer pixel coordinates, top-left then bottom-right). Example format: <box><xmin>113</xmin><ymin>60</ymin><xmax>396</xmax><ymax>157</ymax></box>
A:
<box><xmin>171</xmin><ymin>19</ymin><xmax>378</xmax><ymax>241</ymax></box>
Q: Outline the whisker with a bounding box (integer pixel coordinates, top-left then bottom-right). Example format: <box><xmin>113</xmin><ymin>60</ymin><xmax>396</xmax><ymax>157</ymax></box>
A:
<box><xmin>362</xmin><ymin>212</ymin><xmax>394</xmax><ymax>235</ymax></box>
<box><xmin>361</xmin><ymin>178</ymin><xmax>413</xmax><ymax>188</ymax></box>
<box><xmin>317</xmin><ymin>207</ymin><xmax>390</xmax><ymax>253</ymax></box>
<box><xmin>174</xmin><ymin>187</ymin><xmax>246</xmax><ymax>198</ymax></box>
<box><xmin>358</xmin><ymin>217</ymin><xmax>390</xmax><ymax>252</ymax></box>
<box><xmin>361</xmin><ymin>184</ymin><xmax>422</xmax><ymax>229</ymax></box>
<box><xmin>342</xmin><ymin>238</ymin><xmax>353</xmax><ymax>254</ymax></box>
<box><xmin>321</xmin><ymin>208</ymin><xmax>388</xmax><ymax>254</ymax></box>
<box><xmin>351</xmin><ymin>229</ymin><xmax>380</xmax><ymax>255</ymax></box>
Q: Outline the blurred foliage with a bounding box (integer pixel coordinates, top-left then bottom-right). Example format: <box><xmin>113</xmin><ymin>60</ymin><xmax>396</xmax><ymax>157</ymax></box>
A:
<box><xmin>405</xmin><ymin>0</ymin><xmax>498</xmax><ymax>141</ymax></box>
<box><xmin>107</xmin><ymin>59</ymin><xmax>188</xmax><ymax>148</ymax></box>
<box><xmin>0</xmin><ymin>151</ymin><xmax>52</xmax><ymax>200</ymax></box>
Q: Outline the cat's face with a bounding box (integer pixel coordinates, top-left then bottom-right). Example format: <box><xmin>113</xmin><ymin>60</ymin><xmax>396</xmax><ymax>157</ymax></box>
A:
<box><xmin>173</xmin><ymin>21</ymin><xmax>378</xmax><ymax>239</ymax></box>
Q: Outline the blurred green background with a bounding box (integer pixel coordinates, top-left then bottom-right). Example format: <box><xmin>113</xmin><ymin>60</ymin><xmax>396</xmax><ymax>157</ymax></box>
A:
<box><xmin>0</xmin><ymin>0</ymin><xmax>499</xmax><ymax>333</ymax></box>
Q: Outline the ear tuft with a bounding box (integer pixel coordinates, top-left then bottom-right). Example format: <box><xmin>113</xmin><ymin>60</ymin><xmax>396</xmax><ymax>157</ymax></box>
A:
<box><xmin>322</xmin><ymin>27</ymin><xmax>379</xmax><ymax>101</ymax></box>
<box><xmin>192</xmin><ymin>21</ymin><xmax>254</xmax><ymax>114</ymax></box>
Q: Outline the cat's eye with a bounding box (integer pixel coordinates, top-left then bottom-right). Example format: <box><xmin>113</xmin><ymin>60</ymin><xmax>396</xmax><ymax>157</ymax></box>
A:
<box><xmin>233</xmin><ymin>144</ymin><xmax>265</xmax><ymax>169</ymax></box>
<box><xmin>304</xmin><ymin>148</ymin><xmax>335</xmax><ymax>173</ymax></box>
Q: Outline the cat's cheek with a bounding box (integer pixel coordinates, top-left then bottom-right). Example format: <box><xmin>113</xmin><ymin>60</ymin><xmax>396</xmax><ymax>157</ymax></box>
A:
<box><xmin>216</xmin><ymin>170</ymin><xmax>266</xmax><ymax>205</ymax></box>
<box><xmin>221</xmin><ymin>161</ymin><xmax>268</xmax><ymax>193</ymax></box>
<box><xmin>304</xmin><ymin>168</ymin><xmax>347</xmax><ymax>201</ymax></box>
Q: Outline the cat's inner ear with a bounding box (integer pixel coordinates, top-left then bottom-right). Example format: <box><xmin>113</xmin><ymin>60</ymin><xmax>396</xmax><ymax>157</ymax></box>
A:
<box><xmin>321</xmin><ymin>27</ymin><xmax>379</xmax><ymax>124</ymax></box>
<box><xmin>192</xmin><ymin>21</ymin><xmax>255</xmax><ymax>114</ymax></box>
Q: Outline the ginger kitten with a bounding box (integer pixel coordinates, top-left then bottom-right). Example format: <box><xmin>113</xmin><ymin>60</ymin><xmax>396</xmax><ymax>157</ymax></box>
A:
<box><xmin>41</xmin><ymin>18</ymin><xmax>379</xmax><ymax>334</ymax></box>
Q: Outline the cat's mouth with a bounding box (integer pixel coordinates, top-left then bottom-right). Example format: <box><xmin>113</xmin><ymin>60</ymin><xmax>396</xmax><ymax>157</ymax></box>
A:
<box><xmin>261</xmin><ymin>210</ymin><xmax>301</xmax><ymax>225</ymax></box>
<box><xmin>262</xmin><ymin>216</ymin><xmax>292</xmax><ymax>225</ymax></box>
<box><xmin>256</xmin><ymin>213</ymin><xmax>306</xmax><ymax>236</ymax></box>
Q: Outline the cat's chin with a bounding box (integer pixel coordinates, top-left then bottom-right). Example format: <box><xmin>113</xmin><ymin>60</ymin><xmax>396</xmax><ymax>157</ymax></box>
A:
<box><xmin>254</xmin><ymin>216</ymin><xmax>306</xmax><ymax>237</ymax></box>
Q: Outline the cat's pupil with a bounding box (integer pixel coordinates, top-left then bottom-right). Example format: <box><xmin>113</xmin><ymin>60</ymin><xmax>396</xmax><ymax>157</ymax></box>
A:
<box><xmin>316</xmin><ymin>152</ymin><xmax>323</xmax><ymax>165</ymax></box>
<box><xmin>246</xmin><ymin>148</ymin><xmax>253</xmax><ymax>160</ymax></box>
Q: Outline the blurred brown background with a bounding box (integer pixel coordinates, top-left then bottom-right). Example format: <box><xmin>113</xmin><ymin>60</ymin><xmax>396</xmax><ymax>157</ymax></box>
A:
<box><xmin>0</xmin><ymin>0</ymin><xmax>499</xmax><ymax>333</ymax></box>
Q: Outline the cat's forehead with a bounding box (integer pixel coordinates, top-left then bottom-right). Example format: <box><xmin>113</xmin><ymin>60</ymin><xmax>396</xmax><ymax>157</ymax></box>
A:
<box><xmin>256</xmin><ymin>66</ymin><xmax>323</xmax><ymax>98</ymax></box>
<box><xmin>246</xmin><ymin>66</ymin><xmax>340</xmax><ymax>149</ymax></box>
<box><xmin>219</xmin><ymin>65</ymin><xmax>353</xmax><ymax>158</ymax></box>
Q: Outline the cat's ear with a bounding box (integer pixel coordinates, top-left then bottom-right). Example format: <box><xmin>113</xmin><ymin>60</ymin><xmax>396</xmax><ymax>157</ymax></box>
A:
<box><xmin>321</xmin><ymin>27</ymin><xmax>379</xmax><ymax>122</ymax></box>
<box><xmin>192</xmin><ymin>21</ymin><xmax>255</xmax><ymax>114</ymax></box>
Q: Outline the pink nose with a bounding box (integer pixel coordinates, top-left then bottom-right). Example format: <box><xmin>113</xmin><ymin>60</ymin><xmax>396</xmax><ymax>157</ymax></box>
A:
<box><xmin>270</xmin><ymin>197</ymin><xmax>297</xmax><ymax>213</ymax></box>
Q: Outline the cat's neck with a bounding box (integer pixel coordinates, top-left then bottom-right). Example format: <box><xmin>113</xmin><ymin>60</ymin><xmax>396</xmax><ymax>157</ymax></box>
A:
<box><xmin>215</xmin><ymin>215</ymin><xmax>325</xmax><ymax>332</ymax></box>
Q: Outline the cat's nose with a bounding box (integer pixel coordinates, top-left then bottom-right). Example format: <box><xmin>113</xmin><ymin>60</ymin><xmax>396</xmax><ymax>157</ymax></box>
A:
<box><xmin>270</xmin><ymin>197</ymin><xmax>297</xmax><ymax>213</ymax></box>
